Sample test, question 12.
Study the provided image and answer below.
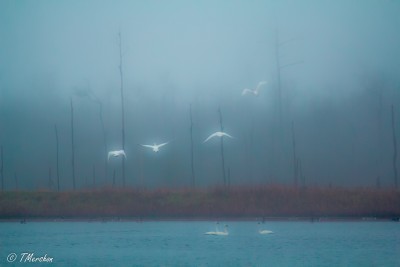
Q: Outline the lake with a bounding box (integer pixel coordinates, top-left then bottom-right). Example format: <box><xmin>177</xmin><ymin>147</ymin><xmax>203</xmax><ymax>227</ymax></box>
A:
<box><xmin>0</xmin><ymin>220</ymin><xmax>399</xmax><ymax>266</ymax></box>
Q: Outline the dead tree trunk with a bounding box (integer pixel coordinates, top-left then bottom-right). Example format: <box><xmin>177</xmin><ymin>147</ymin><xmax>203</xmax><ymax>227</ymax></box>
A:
<box><xmin>48</xmin><ymin>167</ymin><xmax>52</xmax><ymax>190</ymax></box>
<box><xmin>391</xmin><ymin>105</ymin><xmax>398</xmax><ymax>189</ymax></box>
<box><xmin>118</xmin><ymin>31</ymin><xmax>126</xmax><ymax>187</ymax></box>
<box><xmin>274</xmin><ymin>30</ymin><xmax>283</xmax><ymax>128</ymax></box>
<box><xmin>189</xmin><ymin>104</ymin><xmax>195</xmax><ymax>188</ymax></box>
<box><xmin>1</xmin><ymin>146</ymin><xmax>3</xmax><ymax>191</ymax></box>
<box><xmin>14</xmin><ymin>171</ymin><xmax>18</xmax><ymax>191</ymax></box>
<box><xmin>71</xmin><ymin>98</ymin><xmax>76</xmax><ymax>190</ymax></box>
<box><xmin>218</xmin><ymin>107</ymin><xmax>226</xmax><ymax>187</ymax></box>
<box><xmin>98</xmin><ymin>102</ymin><xmax>108</xmax><ymax>185</ymax></box>
<box><xmin>92</xmin><ymin>165</ymin><xmax>96</xmax><ymax>188</ymax></box>
<box><xmin>54</xmin><ymin>124</ymin><xmax>60</xmax><ymax>192</ymax></box>
<box><xmin>291</xmin><ymin>121</ymin><xmax>298</xmax><ymax>187</ymax></box>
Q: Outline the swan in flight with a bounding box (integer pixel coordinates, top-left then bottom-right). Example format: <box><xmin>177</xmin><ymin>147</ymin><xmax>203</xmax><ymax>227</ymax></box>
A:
<box><xmin>203</xmin><ymin>131</ymin><xmax>233</xmax><ymax>143</ymax></box>
<box><xmin>205</xmin><ymin>224</ymin><xmax>229</xmax><ymax>236</ymax></box>
<box><xmin>258</xmin><ymin>222</ymin><xmax>273</xmax><ymax>235</ymax></box>
<box><xmin>108</xmin><ymin>150</ymin><xmax>126</xmax><ymax>161</ymax></box>
<box><xmin>141</xmin><ymin>142</ymin><xmax>169</xmax><ymax>152</ymax></box>
<box><xmin>242</xmin><ymin>81</ymin><xmax>267</xmax><ymax>96</ymax></box>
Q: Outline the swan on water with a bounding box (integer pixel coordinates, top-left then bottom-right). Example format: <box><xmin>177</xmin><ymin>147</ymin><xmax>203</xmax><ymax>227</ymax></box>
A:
<box><xmin>203</xmin><ymin>131</ymin><xmax>233</xmax><ymax>143</ymax></box>
<box><xmin>242</xmin><ymin>81</ymin><xmax>267</xmax><ymax>96</ymax></box>
<box><xmin>205</xmin><ymin>224</ymin><xmax>229</xmax><ymax>236</ymax></box>
<box><xmin>258</xmin><ymin>222</ymin><xmax>273</xmax><ymax>235</ymax></box>
<box><xmin>107</xmin><ymin>150</ymin><xmax>126</xmax><ymax>161</ymax></box>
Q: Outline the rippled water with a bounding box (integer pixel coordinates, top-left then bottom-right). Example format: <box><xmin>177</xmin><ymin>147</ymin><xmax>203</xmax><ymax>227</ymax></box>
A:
<box><xmin>1</xmin><ymin>220</ymin><xmax>399</xmax><ymax>266</ymax></box>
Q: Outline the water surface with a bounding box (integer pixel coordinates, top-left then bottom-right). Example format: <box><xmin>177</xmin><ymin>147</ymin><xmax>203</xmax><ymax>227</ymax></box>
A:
<box><xmin>1</xmin><ymin>221</ymin><xmax>399</xmax><ymax>266</ymax></box>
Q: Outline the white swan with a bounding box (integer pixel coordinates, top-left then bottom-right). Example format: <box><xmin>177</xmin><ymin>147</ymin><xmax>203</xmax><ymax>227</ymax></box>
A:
<box><xmin>141</xmin><ymin>142</ymin><xmax>169</xmax><ymax>152</ymax></box>
<box><xmin>258</xmin><ymin>222</ymin><xmax>273</xmax><ymax>235</ymax></box>
<box><xmin>203</xmin><ymin>131</ymin><xmax>233</xmax><ymax>143</ymax></box>
<box><xmin>242</xmin><ymin>81</ymin><xmax>267</xmax><ymax>96</ymax></box>
<box><xmin>108</xmin><ymin>150</ymin><xmax>126</xmax><ymax>161</ymax></box>
<box><xmin>205</xmin><ymin>224</ymin><xmax>229</xmax><ymax>236</ymax></box>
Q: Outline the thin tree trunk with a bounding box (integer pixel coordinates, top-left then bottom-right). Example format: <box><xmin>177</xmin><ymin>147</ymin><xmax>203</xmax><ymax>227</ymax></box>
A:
<box><xmin>227</xmin><ymin>167</ymin><xmax>231</xmax><ymax>188</ymax></box>
<box><xmin>14</xmin><ymin>171</ymin><xmax>18</xmax><ymax>191</ymax></box>
<box><xmin>391</xmin><ymin>105</ymin><xmax>398</xmax><ymax>188</ymax></box>
<box><xmin>54</xmin><ymin>124</ymin><xmax>60</xmax><ymax>192</ymax></box>
<box><xmin>1</xmin><ymin>146</ymin><xmax>3</xmax><ymax>191</ymax></box>
<box><xmin>218</xmin><ymin>107</ymin><xmax>226</xmax><ymax>187</ymax></box>
<box><xmin>118</xmin><ymin>31</ymin><xmax>126</xmax><ymax>187</ymax></box>
<box><xmin>189</xmin><ymin>104</ymin><xmax>195</xmax><ymax>188</ymax></box>
<box><xmin>275</xmin><ymin>29</ymin><xmax>283</xmax><ymax>127</ymax></box>
<box><xmin>98</xmin><ymin>102</ymin><xmax>108</xmax><ymax>186</ymax></box>
<box><xmin>291</xmin><ymin>121</ymin><xmax>298</xmax><ymax>187</ymax></box>
<box><xmin>92</xmin><ymin>165</ymin><xmax>96</xmax><ymax>188</ymax></box>
<box><xmin>71</xmin><ymin>98</ymin><xmax>76</xmax><ymax>190</ymax></box>
<box><xmin>112</xmin><ymin>169</ymin><xmax>116</xmax><ymax>188</ymax></box>
<box><xmin>48</xmin><ymin>167</ymin><xmax>52</xmax><ymax>190</ymax></box>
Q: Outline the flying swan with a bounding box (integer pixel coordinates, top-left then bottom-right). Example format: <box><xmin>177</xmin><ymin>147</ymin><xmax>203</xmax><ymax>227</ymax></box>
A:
<box><xmin>108</xmin><ymin>150</ymin><xmax>127</xmax><ymax>161</ymax></box>
<box><xmin>203</xmin><ymin>131</ymin><xmax>233</xmax><ymax>143</ymax></box>
<box><xmin>242</xmin><ymin>81</ymin><xmax>267</xmax><ymax>96</ymax></box>
<box><xmin>141</xmin><ymin>142</ymin><xmax>169</xmax><ymax>152</ymax></box>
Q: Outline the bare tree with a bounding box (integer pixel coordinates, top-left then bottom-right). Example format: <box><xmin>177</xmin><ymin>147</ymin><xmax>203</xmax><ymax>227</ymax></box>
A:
<box><xmin>92</xmin><ymin>165</ymin><xmax>96</xmax><ymax>188</ymax></box>
<box><xmin>391</xmin><ymin>105</ymin><xmax>398</xmax><ymax>188</ymax></box>
<box><xmin>48</xmin><ymin>167</ymin><xmax>53</xmax><ymax>190</ymax></box>
<box><xmin>291</xmin><ymin>121</ymin><xmax>298</xmax><ymax>187</ymax></box>
<box><xmin>14</xmin><ymin>171</ymin><xmax>18</xmax><ymax>191</ymax></box>
<box><xmin>118</xmin><ymin>31</ymin><xmax>126</xmax><ymax>187</ymax></box>
<box><xmin>54</xmin><ymin>124</ymin><xmax>60</xmax><ymax>192</ymax></box>
<box><xmin>71</xmin><ymin>98</ymin><xmax>76</xmax><ymax>190</ymax></box>
<box><xmin>273</xmin><ymin>30</ymin><xmax>303</xmax><ymax>180</ymax></box>
<box><xmin>189</xmin><ymin>104</ymin><xmax>195</xmax><ymax>188</ymax></box>
<box><xmin>218</xmin><ymin>107</ymin><xmax>226</xmax><ymax>187</ymax></box>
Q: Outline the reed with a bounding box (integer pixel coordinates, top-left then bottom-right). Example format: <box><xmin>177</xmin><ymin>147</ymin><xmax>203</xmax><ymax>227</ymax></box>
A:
<box><xmin>1</xmin><ymin>185</ymin><xmax>398</xmax><ymax>219</ymax></box>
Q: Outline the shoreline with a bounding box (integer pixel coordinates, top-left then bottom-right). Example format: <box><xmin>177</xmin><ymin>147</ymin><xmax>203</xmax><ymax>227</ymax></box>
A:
<box><xmin>1</xmin><ymin>216</ymin><xmax>399</xmax><ymax>223</ymax></box>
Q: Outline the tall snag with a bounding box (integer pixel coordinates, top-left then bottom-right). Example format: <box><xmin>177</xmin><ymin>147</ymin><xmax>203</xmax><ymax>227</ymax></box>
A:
<box><xmin>189</xmin><ymin>104</ymin><xmax>195</xmax><ymax>188</ymax></box>
<box><xmin>391</xmin><ymin>105</ymin><xmax>398</xmax><ymax>188</ymax></box>
<box><xmin>71</xmin><ymin>98</ymin><xmax>76</xmax><ymax>190</ymax></box>
<box><xmin>54</xmin><ymin>124</ymin><xmax>60</xmax><ymax>191</ymax></box>
<box><xmin>218</xmin><ymin>107</ymin><xmax>226</xmax><ymax>187</ymax></box>
<box><xmin>118</xmin><ymin>31</ymin><xmax>126</xmax><ymax>186</ymax></box>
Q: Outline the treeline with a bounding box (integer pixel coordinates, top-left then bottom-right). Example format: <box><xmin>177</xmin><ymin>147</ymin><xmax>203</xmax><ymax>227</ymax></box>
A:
<box><xmin>0</xmin><ymin>185</ymin><xmax>399</xmax><ymax>219</ymax></box>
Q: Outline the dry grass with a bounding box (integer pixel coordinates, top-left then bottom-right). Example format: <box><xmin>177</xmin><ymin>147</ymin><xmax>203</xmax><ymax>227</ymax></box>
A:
<box><xmin>0</xmin><ymin>185</ymin><xmax>399</xmax><ymax>219</ymax></box>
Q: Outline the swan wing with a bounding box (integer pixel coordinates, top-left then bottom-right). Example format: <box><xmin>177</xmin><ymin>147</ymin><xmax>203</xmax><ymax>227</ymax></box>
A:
<box><xmin>204</xmin><ymin>132</ymin><xmax>218</xmax><ymax>143</ymax></box>
<box><xmin>158</xmin><ymin>142</ymin><xmax>169</xmax><ymax>148</ymax></box>
<box><xmin>242</xmin><ymin>88</ymin><xmax>253</xmax><ymax>95</ymax></box>
<box><xmin>141</xmin><ymin>144</ymin><xmax>154</xmax><ymax>149</ymax></box>
<box><xmin>222</xmin><ymin>132</ymin><xmax>234</xmax><ymax>139</ymax></box>
<box><xmin>255</xmin><ymin>81</ymin><xmax>267</xmax><ymax>93</ymax></box>
<box><xmin>107</xmin><ymin>152</ymin><xmax>113</xmax><ymax>161</ymax></box>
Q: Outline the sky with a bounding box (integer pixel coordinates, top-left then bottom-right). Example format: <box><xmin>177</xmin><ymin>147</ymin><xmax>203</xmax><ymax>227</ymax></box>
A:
<box><xmin>0</xmin><ymin>0</ymin><xmax>399</xmax><ymax>190</ymax></box>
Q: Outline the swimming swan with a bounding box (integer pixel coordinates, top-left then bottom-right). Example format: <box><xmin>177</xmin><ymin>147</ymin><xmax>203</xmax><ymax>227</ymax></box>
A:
<box><xmin>205</xmin><ymin>224</ymin><xmax>229</xmax><ymax>236</ymax></box>
<box><xmin>258</xmin><ymin>222</ymin><xmax>273</xmax><ymax>235</ymax></box>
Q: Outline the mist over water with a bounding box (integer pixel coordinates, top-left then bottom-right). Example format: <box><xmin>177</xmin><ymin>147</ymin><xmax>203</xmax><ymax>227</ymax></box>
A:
<box><xmin>1</xmin><ymin>0</ymin><xmax>400</xmax><ymax>190</ymax></box>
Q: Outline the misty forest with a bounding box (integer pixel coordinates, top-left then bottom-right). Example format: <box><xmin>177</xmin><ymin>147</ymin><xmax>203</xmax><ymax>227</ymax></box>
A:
<box><xmin>0</xmin><ymin>0</ymin><xmax>400</xmax><ymax>199</ymax></box>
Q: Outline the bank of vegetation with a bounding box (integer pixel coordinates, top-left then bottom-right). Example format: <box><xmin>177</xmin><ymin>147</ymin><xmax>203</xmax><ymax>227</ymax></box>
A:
<box><xmin>0</xmin><ymin>185</ymin><xmax>399</xmax><ymax>219</ymax></box>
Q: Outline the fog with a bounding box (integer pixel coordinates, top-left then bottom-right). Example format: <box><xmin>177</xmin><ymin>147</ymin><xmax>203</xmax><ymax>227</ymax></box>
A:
<box><xmin>1</xmin><ymin>0</ymin><xmax>400</xmax><ymax>190</ymax></box>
